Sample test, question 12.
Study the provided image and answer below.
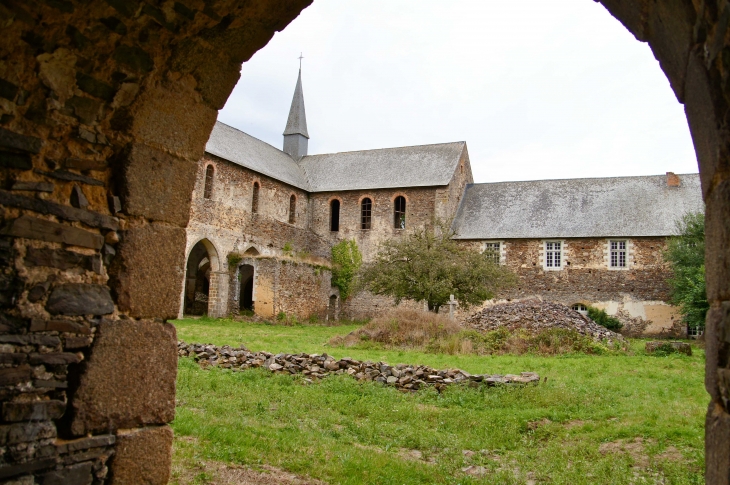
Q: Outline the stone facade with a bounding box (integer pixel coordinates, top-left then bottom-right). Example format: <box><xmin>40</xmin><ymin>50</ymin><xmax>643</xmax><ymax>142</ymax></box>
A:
<box><xmin>3</xmin><ymin>1</ymin><xmax>730</xmax><ymax>482</ymax></box>
<box><xmin>459</xmin><ymin>237</ymin><xmax>682</xmax><ymax>335</ymax></box>
<box><xmin>183</xmin><ymin>137</ymin><xmax>471</xmax><ymax>319</ymax></box>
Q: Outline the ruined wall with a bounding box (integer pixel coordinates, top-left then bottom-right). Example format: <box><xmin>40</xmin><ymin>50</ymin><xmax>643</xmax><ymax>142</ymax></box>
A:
<box><xmin>0</xmin><ymin>0</ymin><xmax>311</xmax><ymax>482</ymax></box>
<box><xmin>225</xmin><ymin>256</ymin><xmax>331</xmax><ymax>319</ymax></box>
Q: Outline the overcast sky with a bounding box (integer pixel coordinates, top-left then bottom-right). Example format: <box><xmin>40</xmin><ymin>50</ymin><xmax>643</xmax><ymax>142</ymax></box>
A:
<box><xmin>218</xmin><ymin>0</ymin><xmax>698</xmax><ymax>184</ymax></box>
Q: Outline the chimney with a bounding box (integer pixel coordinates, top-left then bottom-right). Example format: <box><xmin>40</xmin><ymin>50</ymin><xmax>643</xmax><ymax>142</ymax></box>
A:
<box><xmin>666</xmin><ymin>172</ymin><xmax>680</xmax><ymax>187</ymax></box>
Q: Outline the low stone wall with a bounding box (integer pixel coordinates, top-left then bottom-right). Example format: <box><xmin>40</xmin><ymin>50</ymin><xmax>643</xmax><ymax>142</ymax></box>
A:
<box><xmin>178</xmin><ymin>341</ymin><xmax>540</xmax><ymax>391</ymax></box>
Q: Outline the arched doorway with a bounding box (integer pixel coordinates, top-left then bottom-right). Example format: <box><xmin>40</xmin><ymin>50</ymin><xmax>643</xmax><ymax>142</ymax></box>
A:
<box><xmin>239</xmin><ymin>264</ymin><xmax>255</xmax><ymax>312</ymax></box>
<box><xmin>184</xmin><ymin>239</ymin><xmax>220</xmax><ymax>316</ymax></box>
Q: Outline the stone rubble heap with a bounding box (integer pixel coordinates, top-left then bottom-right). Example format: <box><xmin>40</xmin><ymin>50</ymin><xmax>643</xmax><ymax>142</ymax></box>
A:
<box><xmin>178</xmin><ymin>341</ymin><xmax>540</xmax><ymax>390</ymax></box>
<box><xmin>463</xmin><ymin>299</ymin><xmax>624</xmax><ymax>342</ymax></box>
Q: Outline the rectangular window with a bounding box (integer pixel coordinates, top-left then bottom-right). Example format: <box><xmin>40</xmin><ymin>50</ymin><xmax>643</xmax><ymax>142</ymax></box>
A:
<box><xmin>545</xmin><ymin>241</ymin><xmax>562</xmax><ymax>269</ymax></box>
<box><xmin>610</xmin><ymin>240</ymin><xmax>627</xmax><ymax>268</ymax></box>
<box><xmin>483</xmin><ymin>242</ymin><xmax>501</xmax><ymax>264</ymax></box>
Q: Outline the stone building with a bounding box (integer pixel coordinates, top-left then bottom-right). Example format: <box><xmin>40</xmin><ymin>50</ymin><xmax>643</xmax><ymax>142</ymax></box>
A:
<box><xmin>452</xmin><ymin>173</ymin><xmax>704</xmax><ymax>335</ymax></box>
<box><xmin>183</xmin><ymin>70</ymin><xmax>703</xmax><ymax>336</ymax></box>
<box><xmin>182</xmin><ymin>70</ymin><xmax>472</xmax><ymax>320</ymax></box>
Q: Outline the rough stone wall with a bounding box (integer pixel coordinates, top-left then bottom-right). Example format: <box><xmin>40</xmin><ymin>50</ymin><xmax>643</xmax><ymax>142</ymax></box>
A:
<box><xmin>0</xmin><ymin>0</ymin><xmax>311</xmax><ymax>482</ymax></box>
<box><xmin>455</xmin><ymin>237</ymin><xmax>680</xmax><ymax>333</ymax></box>
<box><xmin>340</xmin><ymin>291</ymin><xmax>425</xmax><ymax>320</ymax></box>
<box><xmin>225</xmin><ymin>256</ymin><xmax>331</xmax><ymax>319</ymax></box>
<box><xmin>435</xmin><ymin>147</ymin><xmax>473</xmax><ymax>223</ymax></box>
<box><xmin>4</xmin><ymin>0</ymin><xmax>730</xmax><ymax>482</ymax></box>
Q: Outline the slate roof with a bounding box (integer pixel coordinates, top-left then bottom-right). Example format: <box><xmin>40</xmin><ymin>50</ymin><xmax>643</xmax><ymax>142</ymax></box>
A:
<box><xmin>451</xmin><ymin>174</ymin><xmax>704</xmax><ymax>239</ymax></box>
<box><xmin>205</xmin><ymin>122</ymin><xmax>310</xmax><ymax>191</ymax></box>
<box><xmin>205</xmin><ymin>122</ymin><xmax>465</xmax><ymax>192</ymax></box>
<box><xmin>283</xmin><ymin>69</ymin><xmax>309</xmax><ymax>138</ymax></box>
<box><xmin>300</xmin><ymin>142</ymin><xmax>465</xmax><ymax>192</ymax></box>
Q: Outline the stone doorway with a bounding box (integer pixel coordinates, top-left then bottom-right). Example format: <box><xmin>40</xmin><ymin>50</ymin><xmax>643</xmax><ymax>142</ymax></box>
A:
<box><xmin>184</xmin><ymin>239</ymin><xmax>220</xmax><ymax>316</ymax></box>
<box><xmin>239</xmin><ymin>264</ymin><xmax>255</xmax><ymax>312</ymax></box>
<box><xmin>328</xmin><ymin>294</ymin><xmax>338</xmax><ymax>321</ymax></box>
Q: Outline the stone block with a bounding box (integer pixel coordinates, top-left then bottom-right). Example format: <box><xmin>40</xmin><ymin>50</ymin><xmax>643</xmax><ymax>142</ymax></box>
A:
<box><xmin>110</xmin><ymin>223</ymin><xmax>185</xmax><ymax>319</ymax></box>
<box><xmin>11</xmin><ymin>181</ymin><xmax>54</xmax><ymax>192</ymax></box>
<box><xmin>70</xmin><ymin>320</ymin><xmax>177</xmax><ymax>435</ymax></box>
<box><xmin>0</xmin><ymin>365</ymin><xmax>31</xmax><ymax>386</ymax></box>
<box><xmin>70</xmin><ymin>185</ymin><xmax>89</xmax><ymax>209</ymax></box>
<box><xmin>26</xmin><ymin>247</ymin><xmax>101</xmax><ymax>274</ymax></box>
<box><xmin>34</xmin><ymin>169</ymin><xmax>104</xmax><ymax>187</ymax></box>
<box><xmin>30</xmin><ymin>319</ymin><xmax>91</xmax><ymax>334</ymax></box>
<box><xmin>645</xmin><ymin>341</ymin><xmax>692</xmax><ymax>355</ymax></box>
<box><xmin>29</xmin><ymin>353</ymin><xmax>80</xmax><ymax>365</ymax></box>
<box><xmin>0</xmin><ymin>458</ymin><xmax>56</xmax><ymax>480</ymax></box>
<box><xmin>0</xmin><ymin>216</ymin><xmax>104</xmax><ymax>250</ymax></box>
<box><xmin>706</xmin><ymin>402</ymin><xmax>730</xmax><ymax>484</ymax></box>
<box><xmin>64</xmin><ymin>157</ymin><xmax>107</xmax><ymax>172</ymax></box>
<box><xmin>120</xmin><ymin>144</ymin><xmax>196</xmax><ymax>225</ymax></box>
<box><xmin>56</xmin><ymin>434</ymin><xmax>115</xmax><ymax>454</ymax></box>
<box><xmin>0</xmin><ymin>128</ymin><xmax>42</xmax><ymax>154</ymax></box>
<box><xmin>0</xmin><ymin>421</ymin><xmax>56</xmax><ymax>445</ymax></box>
<box><xmin>75</xmin><ymin>72</ymin><xmax>115</xmax><ymax>102</ymax></box>
<box><xmin>0</xmin><ymin>189</ymin><xmax>118</xmax><ymax>230</ymax></box>
<box><xmin>109</xmin><ymin>426</ymin><xmax>172</xmax><ymax>485</ymax></box>
<box><xmin>706</xmin><ymin>180</ymin><xmax>730</xmax><ymax>301</ymax></box>
<box><xmin>131</xmin><ymin>81</ymin><xmax>217</xmax><ymax>160</ymax></box>
<box><xmin>46</xmin><ymin>284</ymin><xmax>114</xmax><ymax>316</ymax></box>
<box><xmin>41</xmin><ymin>461</ymin><xmax>93</xmax><ymax>485</ymax></box>
<box><xmin>2</xmin><ymin>400</ymin><xmax>66</xmax><ymax>422</ymax></box>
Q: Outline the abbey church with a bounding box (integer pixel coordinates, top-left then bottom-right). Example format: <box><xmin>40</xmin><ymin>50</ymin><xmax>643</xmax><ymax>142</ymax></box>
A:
<box><xmin>181</xmin><ymin>70</ymin><xmax>703</xmax><ymax>336</ymax></box>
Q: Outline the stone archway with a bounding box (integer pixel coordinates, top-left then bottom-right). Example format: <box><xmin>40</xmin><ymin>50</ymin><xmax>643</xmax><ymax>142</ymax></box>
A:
<box><xmin>2</xmin><ymin>1</ymin><xmax>730</xmax><ymax>483</ymax></box>
<box><xmin>184</xmin><ymin>239</ymin><xmax>221</xmax><ymax>316</ymax></box>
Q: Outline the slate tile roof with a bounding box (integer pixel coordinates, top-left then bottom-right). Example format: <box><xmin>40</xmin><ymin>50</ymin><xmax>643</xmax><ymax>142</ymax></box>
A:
<box><xmin>451</xmin><ymin>174</ymin><xmax>704</xmax><ymax>239</ymax></box>
<box><xmin>205</xmin><ymin>121</ymin><xmax>464</xmax><ymax>192</ymax></box>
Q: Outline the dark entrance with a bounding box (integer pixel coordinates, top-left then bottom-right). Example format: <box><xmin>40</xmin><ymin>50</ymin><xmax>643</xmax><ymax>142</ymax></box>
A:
<box><xmin>328</xmin><ymin>295</ymin><xmax>338</xmax><ymax>321</ymax></box>
<box><xmin>239</xmin><ymin>264</ymin><xmax>255</xmax><ymax>311</ymax></box>
<box><xmin>185</xmin><ymin>240</ymin><xmax>214</xmax><ymax>315</ymax></box>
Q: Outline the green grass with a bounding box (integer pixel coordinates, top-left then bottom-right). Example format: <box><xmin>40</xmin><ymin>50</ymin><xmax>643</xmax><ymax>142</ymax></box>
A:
<box><xmin>172</xmin><ymin>317</ymin><xmax>706</xmax><ymax>485</ymax></box>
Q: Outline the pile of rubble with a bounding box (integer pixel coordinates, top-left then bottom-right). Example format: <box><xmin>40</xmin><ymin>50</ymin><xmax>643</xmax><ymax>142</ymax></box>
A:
<box><xmin>178</xmin><ymin>341</ymin><xmax>540</xmax><ymax>391</ymax></box>
<box><xmin>463</xmin><ymin>299</ymin><xmax>624</xmax><ymax>342</ymax></box>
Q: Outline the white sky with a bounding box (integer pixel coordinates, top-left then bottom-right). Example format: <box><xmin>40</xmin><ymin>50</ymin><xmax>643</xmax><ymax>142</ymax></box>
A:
<box><xmin>218</xmin><ymin>0</ymin><xmax>699</xmax><ymax>184</ymax></box>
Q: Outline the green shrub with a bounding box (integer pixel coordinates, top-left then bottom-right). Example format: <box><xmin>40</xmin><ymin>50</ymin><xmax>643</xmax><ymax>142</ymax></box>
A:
<box><xmin>227</xmin><ymin>252</ymin><xmax>243</xmax><ymax>268</ymax></box>
<box><xmin>587</xmin><ymin>306</ymin><xmax>623</xmax><ymax>331</ymax></box>
<box><xmin>331</xmin><ymin>240</ymin><xmax>362</xmax><ymax>300</ymax></box>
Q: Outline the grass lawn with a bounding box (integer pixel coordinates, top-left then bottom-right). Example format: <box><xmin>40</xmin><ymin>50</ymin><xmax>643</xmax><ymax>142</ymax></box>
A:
<box><xmin>171</xmin><ymin>317</ymin><xmax>706</xmax><ymax>485</ymax></box>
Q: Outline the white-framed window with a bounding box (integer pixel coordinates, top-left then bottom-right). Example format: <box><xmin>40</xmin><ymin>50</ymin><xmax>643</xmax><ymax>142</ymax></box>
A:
<box><xmin>572</xmin><ymin>303</ymin><xmax>588</xmax><ymax>316</ymax></box>
<box><xmin>609</xmin><ymin>240</ymin><xmax>628</xmax><ymax>269</ymax></box>
<box><xmin>544</xmin><ymin>240</ymin><xmax>563</xmax><ymax>269</ymax></box>
<box><xmin>482</xmin><ymin>241</ymin><xmax>505</xmax><ymax>264</ymax></box>
<box><xmin>688</xmin><ymin>325</ymin><xmax>704</xmax><ymax>339</ymax></box>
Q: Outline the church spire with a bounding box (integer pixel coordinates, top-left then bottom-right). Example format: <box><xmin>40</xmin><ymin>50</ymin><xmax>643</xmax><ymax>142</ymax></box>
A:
<box><xmin>283</xmin><ymin>68</ymin><xmax>309</xmax><ymax>161</ymax></box>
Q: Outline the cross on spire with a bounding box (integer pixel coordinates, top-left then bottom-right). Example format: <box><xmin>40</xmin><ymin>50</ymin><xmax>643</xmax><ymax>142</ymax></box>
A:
<box><xmin>298</xmin><ymin>52</ymin><xmax>304</xmax><ymax>70</ymax></box>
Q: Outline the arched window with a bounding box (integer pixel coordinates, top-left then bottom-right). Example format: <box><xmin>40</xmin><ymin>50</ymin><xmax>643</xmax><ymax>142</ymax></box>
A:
<box><xmin>288</xmin><ymin>194</ymin><xmax>296</xmax><ymax>224</ymax></box>
<box><xmin>361</xmin><ymin>198</ymin><xmax>372</xmax><ymax>230</ymax></box>
<box><xmin>203</xmin><ymin>165</ymin><xmax>214</xmax><ymax>199</ymax></box>
<box><xmin>394</xmin><ymin>196</ymin><xmax>406</xmax><ymax>229</ymax></box>
<box><xmin>251</xmin><ymin>182</ymin><xmax>260</xmax><ymax>214</ymax></box>
<box><xmin>330</xmin><ymin>199</ymin><xmax>340</xmax><ymax>232</ymax></box>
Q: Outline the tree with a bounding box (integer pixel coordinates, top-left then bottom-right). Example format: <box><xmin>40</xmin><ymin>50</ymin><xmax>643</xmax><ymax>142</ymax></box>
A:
<box><xmin>331</xmin><ymin>240</ymin><xmax>362</xmax><ymax>300</ymax></box>
<box><xmin>359</xmin><ymin>221</ymin><xmax>515</xmax><ymax>312</ymax></box>
<box><xmin>664</xmin><ymin>212</ymin><xmax>708</xmax><ymax>331</ymax></box>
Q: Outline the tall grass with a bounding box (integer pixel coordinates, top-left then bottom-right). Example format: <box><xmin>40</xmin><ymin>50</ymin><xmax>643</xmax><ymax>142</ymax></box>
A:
<box><xmin>328</xmin><ymin>308</ymin><xmax>620</xmax><ymax>356</ymax></box>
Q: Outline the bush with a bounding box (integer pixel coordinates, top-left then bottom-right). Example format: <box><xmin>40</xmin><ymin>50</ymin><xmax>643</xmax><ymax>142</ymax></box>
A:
<box><xmin>331</xmin><ymin>240</ymin><xmax>362</xmax><ymax>300</ymax></box>
<box><xmin>586</xmin><ymin>306</ymin><xmax>622</xmax><ymax>331</ymax></box>
<box><xmin>227</xmin><ymin>252</ymin><xmax>243</xmax><ymax>268</ymax></box>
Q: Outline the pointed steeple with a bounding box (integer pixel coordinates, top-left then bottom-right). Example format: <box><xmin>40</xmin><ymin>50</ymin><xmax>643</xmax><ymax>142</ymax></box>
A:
<box><xmin>283</xmin><ymin>69</ymin><xmax>309</xmax><ymax>161</ymax></box>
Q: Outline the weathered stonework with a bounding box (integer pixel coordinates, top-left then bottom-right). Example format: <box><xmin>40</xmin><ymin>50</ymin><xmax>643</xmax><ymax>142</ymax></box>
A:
<box><xmin>2</xmin><ymin>0</ymin><xmax>730</xmax><ymax>483</ymax></box>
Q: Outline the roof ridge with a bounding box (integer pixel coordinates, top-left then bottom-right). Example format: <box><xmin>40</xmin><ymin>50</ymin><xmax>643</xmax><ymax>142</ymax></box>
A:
<box><xmin>213</xmin><ymin>120</ymin><xmax>293</xmax><ymax>157</ymax></box>
<box><xmin>301</xmin><ymin>140</ymin><xmax>466</xmax><ymax>159</ymax></box>
<box><xmin>468</xmin><ymin>173</ymin><xmax>700</xmax><ymax>186</ymax></box>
